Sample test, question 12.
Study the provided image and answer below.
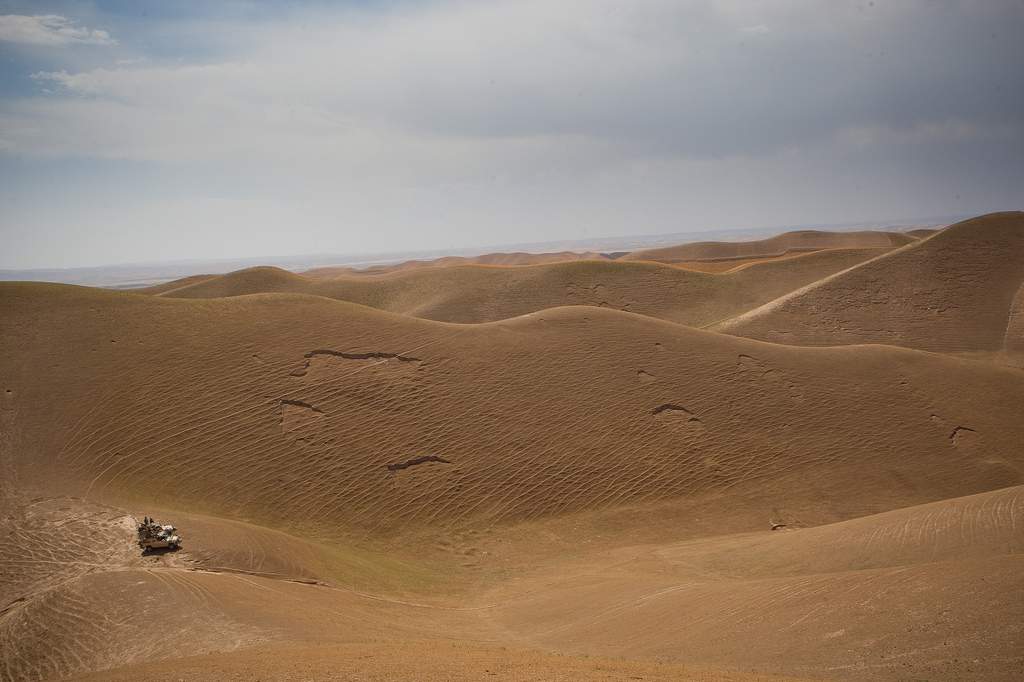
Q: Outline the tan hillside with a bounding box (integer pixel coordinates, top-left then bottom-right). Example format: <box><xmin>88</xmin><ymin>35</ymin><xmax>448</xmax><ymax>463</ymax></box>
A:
<box><xmin>5</xmin><ymin>284</ymin><xmax>1022</xmax><ymax>537</ymax></box>
<box><xmin>150</xmin><ymin>265</ymin><xmax>314</xmax><ymax>298</ymax></box>
<box><xmin>621</xmin><ymin>229</ymin><xmax>916</xmax><ymax>263</ymax></box>
<box><xmin>305</xmin><ymin>250</ymin><xmax>610</xmax><ymax>280</ymax></box>
<box><xmin>493</xmin><ymin>486</ymin><xmax>1024</xmax><ymax>681</ymax></box>
<box><xmin>154</xmin><ymin>247</ymin><xmax>892</xmax><ymax>327</ymax></box>
<box><xmin>61</xmin><ymin>644</ymin><xmax>824</xmax><ymax>682</ymax></box>
<box><xmin>3</xmin><ymin>473</ymin><xmax>1020</xmax><ymax>680</ymax></box>
<box><xmin>716</xmin><ymin>211</ymin><xmax>1024</xmax><ymax>354</ymax></box>
<box><xmin>2</xmin><ymin>214</ymin><xmax>1023</xmax><ymax>681</ymax></box>
<box><xmin>133</xmin><ymin>273</ymin><xmax>220</xmax><ymax>295</ymax></box>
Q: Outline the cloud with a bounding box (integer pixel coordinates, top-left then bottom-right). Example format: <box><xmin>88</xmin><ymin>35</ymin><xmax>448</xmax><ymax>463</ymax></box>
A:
<box><xmin>0</xmin><ymin>14</ymin><xmax>116</xmax><ymax>46</ymax></box>
<box><xmin>1</xmin><ymin>0</ymin><xmax>1019</xmax><ymax>197</ymax></box>
<box><xmin>8</xmin><ymin>1</ymin><xmax>1020</xmax><ymax>159</ymax></box>
<box><xmin>0</xmin><ymin>0</ymin><xmax>1022</xmax><ymax>269</ymax></box>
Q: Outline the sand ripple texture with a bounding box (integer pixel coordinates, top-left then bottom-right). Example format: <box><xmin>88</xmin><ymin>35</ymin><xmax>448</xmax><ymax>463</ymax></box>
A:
<box><xmin>2</xmin><ymin>284</ymin><xmax>1023</xmax><ymax>536</ymax></box>
<box><xmin>717</xmin><ymin>211</ymin><xmax>1024</xmax><ymax>353</ymax></box>
<box><xmin>1</xmin><ymin>488</ymin><xmax>1020</xmax><ymax>681</ymax></box>
<box><xmin>152</xmin><ymin>246</ymin><xmax>892</xmax><ymax>328</ymax></box>
<box><xmin>3</xmin><ymin>216</ymin><xmax>1024</xmax><ymax>681</ymax></box>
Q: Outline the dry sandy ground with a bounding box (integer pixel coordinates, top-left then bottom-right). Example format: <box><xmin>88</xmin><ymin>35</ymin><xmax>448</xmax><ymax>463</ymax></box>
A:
<box><xmin>59</xmin><ymin>642</ymin><xmax>822</xmax><ymax>682</ymax></box>
<box><xmin>1</xmin><ymin>213</ymin><xmax>1022</xmax><ymax>681</ymax></box>
<box><xmin>620</xmin><ymin>230</ymin><xmax>916</xmax><ymax>263</ymax></box>
<box><xmin>303</xmin><ymin>250</ymin><xmax>612</xmax><ymax>280</ymax></box>
<box><xmin>716</xmin><ymin>211</ymin><xmax>1024</xmax><ymax>354</ymax></box>
<box><xmin>148</xmin><ymin>247</ymin><xmax>894</xmax><ymax>327</ymax></box>
<box><xmin>293</xmin><ymin>230</ymin><xmax>917</xmax><ymax>280</ymax></box>
<box><xmin>4</xmin><ymin>490</ymin><xmax>1020</xmax><ymax>680</ymax></box>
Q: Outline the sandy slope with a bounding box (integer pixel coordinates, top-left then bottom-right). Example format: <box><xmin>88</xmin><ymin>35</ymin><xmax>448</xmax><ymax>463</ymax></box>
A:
<box><xmin>2</xmin><ymin>214</ymin><xmax>1023</xmax><ymax>681</ymax></box>
<box><xmin>621</xmin><ymin>230</ymin><xmax>916</xmax><ymax>263</ymax></box>
<box><xmin>60</xmin><ymin>644</ymin><xmax>823</xmax><ymax>682</ymax></box>
<box><xmin>152</xmin><ymin>247</ymin><xmax>891</xmax><ymax>327</ymax></box>
<box><xmin>3</xmin><ymin>488</ymin><xmax>1020</xmax><ymax>681</ymax></box>
<box><xmin>716</xmin><ymin>212</ymin><xmax>1024</xmax><ymax>354</ymax></box>
<box><xmin>4</xmin><ymin>286</ymin><xmax>1022</xmax><ymax>537</ymax></box>
<box><xmin>304</xmin><ymin>250</ymin><xmax>612</xmax><ymax>280</ymax></box>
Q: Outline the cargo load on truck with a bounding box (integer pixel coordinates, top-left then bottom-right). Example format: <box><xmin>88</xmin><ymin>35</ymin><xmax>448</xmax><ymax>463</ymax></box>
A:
<box><xmin>137</xmin><ymin>516</ymin><xmax>180</xmax><ymax>552</ymax></box>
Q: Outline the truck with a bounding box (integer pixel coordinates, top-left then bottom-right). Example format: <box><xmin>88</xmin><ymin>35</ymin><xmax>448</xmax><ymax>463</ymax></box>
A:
<box><xmin>137</xmin><ymin>518</ymin><xmax>181</xmax><ymax>552</ymax></box>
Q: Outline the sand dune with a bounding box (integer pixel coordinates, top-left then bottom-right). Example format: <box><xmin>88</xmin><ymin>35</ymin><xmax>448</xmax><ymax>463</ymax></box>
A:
<box><xmin>4</xmin><ymin>287</ymin><xmax>1022</xmax><ymax>536</ymax></box>
<box><xmin>305</xmin><ymin>250</ymin><xmax>611</xmax><ymax>280</ymax></box>
<box><xmin>621</xmin><ymin>230</ymin><xmax>916</xmax><ymax>263</ymax></box>
<box><xmin>716</xmin><ymin>212</ymin><xmax>1024</xmax><ymax>354</ymax></box>
<box><xmin>153</xmin><ymin>247</ymin><xmax>892</xmax><ymax>327</ymax></box>
<box><xmin>656</xmin><ymin>484</ymin><xmax>1024</xmax><ymax>579</ymax></box>
<box><xmin>63</xmin><ymin>644</ymin><xmax>822</xmax><ymax>682</ymax></box>
<box><xmin>2</xmin><ymin>213</ymin><xmax>1022</xmax><ymax>681</ymax></box>
<box><xmin>134</xmin><ymin>272</ymin><xmax>219</xmax><ymax>295</ymax></box>
<box><xmin>4</xmin><ymin>484</ymin><xmax>1020</xmax><ymax>680</ymax></box>
<box><xmin>496</xmin><ymin>554</ymin><xmax>1023</xmax><ymax>681</ymax></box>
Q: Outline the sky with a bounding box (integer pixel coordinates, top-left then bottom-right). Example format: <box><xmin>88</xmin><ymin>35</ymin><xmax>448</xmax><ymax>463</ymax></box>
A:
<box><xmin>0</xmin><ymin>0</ymin><xmax>1021</xmax><ymax>270</ymax></box>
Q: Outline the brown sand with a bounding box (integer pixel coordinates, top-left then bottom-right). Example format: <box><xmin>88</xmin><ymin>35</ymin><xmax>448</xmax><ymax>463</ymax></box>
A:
<box><xmin>620</xmin><ymin>230</ymin><xmax>916</xmax><ymax>263</ymax></box>
<box><xmin>59</xmin><ymin>642</ymin><xmax>823</xmax><ymax>682</ymax></box>
<box><xmin>1</xmin><ymin>213</ymin><xmax>1022</xmax><ymax>681</ymax></box>
<box><xmin>151</xmin><ymin>247</ymin><xmax>893</xmax><ymax>327</ymax></box>
<box><xmin>716</xmin><ymin>212</ymin><xmax>1024</xmax><ymax>354</ymax></box>
<box><xmin>305</xmin><ymin>251</ymin><xmax>611</xmax><ymax>280</ymax></box>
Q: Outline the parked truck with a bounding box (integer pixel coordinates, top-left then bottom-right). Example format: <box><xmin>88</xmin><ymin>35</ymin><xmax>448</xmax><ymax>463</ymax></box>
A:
<box><xmin>137</xmin><ymin>517</ymin><xmax>180</xmax><ymax>552</ymax></box>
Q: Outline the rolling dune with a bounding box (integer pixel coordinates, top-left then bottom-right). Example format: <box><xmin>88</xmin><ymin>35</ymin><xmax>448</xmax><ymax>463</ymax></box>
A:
<box><xmin>304</xmin><ymin>250</ymin><xmax>611</xmax><ymax>280</ymax></box>
<box><xmin>153</xmin><ymin>247</ymin><xmax>892</xmax><ymax>327</ymax></box>
<box><xmin>3</xmin><ymin>480</ymin><xmax>1020</xmax><ymax>680</ymax></box>
<box><xmin>488</xmin><ymin>487</ymin><xmax>1024</xmax><ymax>680</ymax></box>
<box><xmin>620</xmin><ymin>230</ymin><xmax>917</xmax><ymax>263</ymax></box>
<box><xmin>4</xmin><ymin>286</ymin><xmax>1023</xmax><ymax>538</ymax></box>
<box><xmin>2</xmin><ymin>213</ymin><xmax>1023</xmax><ymax>681</ymax></box>
<box><xmin>716</xmin><ymin>212</ymin><xmax>1024</xmax><ymax>354</ymax></box>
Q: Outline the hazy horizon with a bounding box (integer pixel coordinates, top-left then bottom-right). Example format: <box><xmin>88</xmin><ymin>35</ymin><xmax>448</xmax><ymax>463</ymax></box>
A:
<box><xmin>0</xmin><ymin>213</ymin><xmax>962</xmax><ymax>287</ymax></box>
<box><xmin>1</xmin><ymin>1</ymin><xmax>1021</xmax><ymax>270</ymax></box>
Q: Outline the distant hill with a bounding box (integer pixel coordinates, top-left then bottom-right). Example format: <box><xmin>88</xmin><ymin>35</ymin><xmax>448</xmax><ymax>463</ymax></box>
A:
<box><xmin>152</xmin><ymin>248</ymin><xmax>895</xmax><ymax>327</ymax></box>
<box><xmin>715</xmin><ymin>212</ymin><xmax>1024</xmax><ymax>354</ymax></box>
<box><xmin>3</xmin><ymin>284</ymin><xmax>1022</xmax><ymax>537</ymax></box>
<box><xmin>0</xmin><ymin>217</ymin><xmax>961</xmax><ymax>287</ymax></box>
<box><xmin>2</xmin><ymin>212</ymin><xmax>1021</xmax><ymax>682</ymax></box>
<box><xmin>621</xmin><ymin>229</ymin><xmax>916</xmax><ymax>263</ymax></box>
<box><xmin>304</xmin><ymin>251</ymin><xmax>612</xmax><ymax>279</ymax></box>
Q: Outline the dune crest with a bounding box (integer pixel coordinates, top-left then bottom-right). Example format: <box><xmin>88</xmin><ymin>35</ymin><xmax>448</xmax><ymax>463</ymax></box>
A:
<box><xmin>621</xmin><ymin>229</ymin><xmax>916</xmax><ymax>263</ymax></box>
<box><xmin>715</xmin><ymin>211</ymin><xmax>1024</xmax><ymax>354</ymax></box>
<box><xmin>153</xmin><ymin>248</ymin><xmax>895</xmax><ymax>327</ymax></box>
<box><xmin>2</xmin><ymin>213</ymin><xmax>1022</xmax><ymax>681</ymax></box>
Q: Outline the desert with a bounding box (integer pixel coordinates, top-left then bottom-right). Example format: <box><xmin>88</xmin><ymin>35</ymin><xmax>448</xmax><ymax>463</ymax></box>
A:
<box><xmin>1</xmin><ymin>212</ymin><xmax>1022</xmax><ymax>680</ymax></box>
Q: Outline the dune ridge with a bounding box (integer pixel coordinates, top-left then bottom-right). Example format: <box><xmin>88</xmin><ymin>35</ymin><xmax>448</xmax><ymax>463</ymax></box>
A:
<box><xmin>152</xmin><ymin>247</ymin><xmax>894</xmax><ymax>327</ymax></box>
<box><xmin>4</xmin><ymin>287</ymin><xmax>1022</xmax><ymax>539</ymax></box>
<box><xmin>3</xmin><ymin>480</ymin><xmax>1021</xmax><ymax>680</ymax></box>
<box><xmin>304</xmin><ymin>250</ymin><xmax>612</xmax><ymax>280</ymax></box>
<box><xmin>2</xmin><ymin>212</ymin><xmax>1022</xmax><ymax>681</ymax></box>
<box><xmin>621</xmin><ymin>229</ymin><xmax>916</xmax><ymax>263</ymax></box>
<box><xmin>716</xmin><ymin>212</ymin><xmax>1024</xmax><ymax>353</ymax></box>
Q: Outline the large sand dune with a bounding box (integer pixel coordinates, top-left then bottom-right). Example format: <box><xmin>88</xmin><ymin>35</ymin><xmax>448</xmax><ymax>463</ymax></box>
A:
<box><xmin>716</xmin><ymin>212</ymin><xmax>1024</xmax><ymax>354</ymax></box>
<box><xmin>621</xmin><ymin>229</ymin><xmax>916</xmax><ymax>263</ymax></box>
<box><xmin>152</xmin><ymin>247</ymin><xmax>892</xmax><ymax>327</ymax></box>
<box><xmin>304</xmin><ymin>250</ymin><xmax>612</xmax><ymax>280</ymax></box>
<box><xmin>4</xmin><ymin>287</ymin><xmax>1022</xmax><ymax>534</ymax></box>
<box><xmin>2</xmin><ymin>213</ymin><xmax>1022</xmax><ymax>681</ymax></box>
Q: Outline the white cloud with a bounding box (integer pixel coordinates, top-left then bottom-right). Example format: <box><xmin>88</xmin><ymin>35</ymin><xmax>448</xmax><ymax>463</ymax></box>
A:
<box><xmin>1</xmin><ymin>0</ymin><xmax>1018</xmax><ymax>195</ymax></box>
<box><xmin>0</xmin><ymin>14</ymin><xmax>116</xmax><ymax>46</ymax></box>
<box><xmin>0</xmin><ymin>0</ymin><xmax>1022</xmax><ymax>268</ymax></box>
